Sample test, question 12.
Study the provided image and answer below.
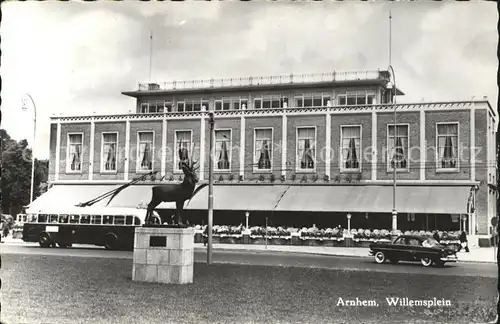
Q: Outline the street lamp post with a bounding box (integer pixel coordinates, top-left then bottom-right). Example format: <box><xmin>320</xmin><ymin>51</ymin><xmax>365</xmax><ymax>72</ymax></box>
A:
<box><xmin>387</xmin><ymin>66</ymin><xmax>397</xmax><ymax>231</ymax></box>
<box><xmin>207</xmin><ymin>112</ymin><xmax>215</xmax><ymax>265</ymax></box>
<box><xmin>22</xmin><ymin>94</ymin><xmax>37</xmax><ymax>204</ymax></box>
<box><xmin>347</xmin><ymin>213</ymin><xmax>352</xmax><ymax>233</ymax></box>
<box><xmin>245</xmin><ymin>211</ymin><xmax>250</xmax><ymax>230</ymax></box>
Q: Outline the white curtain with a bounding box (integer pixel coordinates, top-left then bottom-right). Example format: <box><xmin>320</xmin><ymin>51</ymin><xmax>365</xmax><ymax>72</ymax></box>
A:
<box><xmin>177</xmin><ymin>131</ymin><xmax>191</xmax><ymax>169</ymax></box>
<box><xmin>342</xmin><ymin>127</ymin><xmax>360</xmax><ymax>168</ymax></box>
<box><xmin>437</xmin><ymin>124</ymin><xmax>458</xmax><ymax>168</ymax></box>
<box><xmin>298</xmin><ymin>128</ymin><xmax>315</xmax><ymax>169</ymax></box>
<box><xmin>139</xmin><ymin>132</ymin><xmax>153</xmax><ymax>170</ymax></box>
<box><xmin>216</xmin><ymin>130</ymin><xmax>230</xmax><ymax>170</ymax></box>
<box><xmin>256</xmin><ymin>129</ymin><xmax>272</xmax><ymax>169</ymax></box>
<box><xmin>69</xmin><ymin>135</ymin><xmax>82</xmax><ymax>171</ymax></box>
<box><xmin>103</xmin><ymin>133</ymin><xmax>117</xmax><ymax>170</ymax></box>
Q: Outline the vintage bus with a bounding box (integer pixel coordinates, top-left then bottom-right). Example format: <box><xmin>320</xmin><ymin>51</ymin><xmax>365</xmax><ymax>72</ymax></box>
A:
<box><xmin>22</xmin><ymin>207</ymin><xmax>161</xmax><ymax>250</ymax></box>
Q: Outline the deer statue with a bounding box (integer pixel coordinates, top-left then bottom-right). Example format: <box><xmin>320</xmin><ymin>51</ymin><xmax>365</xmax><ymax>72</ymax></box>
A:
<box><xmin>144</xmin><ymin>157</ymin><xmax>207</xmax><ymax>226</ymax></box>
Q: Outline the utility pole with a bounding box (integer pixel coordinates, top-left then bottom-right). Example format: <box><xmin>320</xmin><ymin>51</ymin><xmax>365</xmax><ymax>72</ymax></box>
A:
<box><xmin>388</xmin><ymin>11</ymin><xmax>398</xmax><ymax>231</ymax></box>
<box><xmin>207</xmin><ymin>111</ymin><xmax>215</xmax><ymax>264</ymax></box>
<box><xmin>22</xmin><ymin>94</ymin><xmax>37</xmax><ymax>204</ymax></box>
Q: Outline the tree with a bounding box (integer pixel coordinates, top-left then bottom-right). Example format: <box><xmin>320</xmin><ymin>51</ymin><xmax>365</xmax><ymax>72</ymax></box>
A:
<box><xmin>0</xmin><ymin>129</ymin><xmax>49</xmax><ymax>216</ymax></box>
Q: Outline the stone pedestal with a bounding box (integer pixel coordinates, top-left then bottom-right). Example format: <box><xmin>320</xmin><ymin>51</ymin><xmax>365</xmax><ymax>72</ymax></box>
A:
<box><xmin>132</xmin><ymin>226</ymin><xmax>195</xmax><ymax>284</ymax></box>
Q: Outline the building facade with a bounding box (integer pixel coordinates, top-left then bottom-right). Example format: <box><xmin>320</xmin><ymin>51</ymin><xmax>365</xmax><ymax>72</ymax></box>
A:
<box><xmin>33</xmin><ymin>70</ymin><xmax>497</xmax><ymax>245</ymax></box>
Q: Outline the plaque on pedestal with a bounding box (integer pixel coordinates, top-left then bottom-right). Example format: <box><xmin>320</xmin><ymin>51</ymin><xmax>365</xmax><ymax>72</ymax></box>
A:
<box><xmin>132</xmin><ymin>225</ymin><xmax>195</xmax><ymax>284</ymax></box>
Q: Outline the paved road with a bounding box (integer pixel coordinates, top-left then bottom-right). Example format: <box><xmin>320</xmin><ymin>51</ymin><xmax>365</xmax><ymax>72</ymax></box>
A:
<box><xmin>2</xmin><ymin>242</ymin><xmax>496</xmax><ymax>278</ymax></box>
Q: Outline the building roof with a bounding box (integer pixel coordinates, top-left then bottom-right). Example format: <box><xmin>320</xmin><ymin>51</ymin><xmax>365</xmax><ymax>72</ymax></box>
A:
<box><xmin>122</xmin><ymin>70</ymin><xmax>405</xmax><ymax>98</ymax></box>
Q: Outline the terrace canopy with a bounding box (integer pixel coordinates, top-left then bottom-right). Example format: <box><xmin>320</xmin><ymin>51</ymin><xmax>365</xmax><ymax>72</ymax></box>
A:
<box><xmin>26</xmin><ymin>184</ymin><xmax>472</xmax><ymax>215</ymax></box>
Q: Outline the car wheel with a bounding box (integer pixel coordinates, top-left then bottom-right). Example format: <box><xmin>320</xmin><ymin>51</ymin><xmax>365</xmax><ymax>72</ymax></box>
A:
<box><xmin>421</xmin><ymin>257</ymin><xmax>433</xmax><ymax>267</ymax></box>
<box><xmin>374</xmin><ymin>251</ymin><xmax>386</xmax><ymax>264</ymax></box>
<box><xmin>39</xmin><ymin>233</ymin><xmax>52</xmax><ymax>248</ymax></box>
<box><xmin>104</xmin><ymin>233</ymin><xmax>119</xmax><ymax>250</ymax></box>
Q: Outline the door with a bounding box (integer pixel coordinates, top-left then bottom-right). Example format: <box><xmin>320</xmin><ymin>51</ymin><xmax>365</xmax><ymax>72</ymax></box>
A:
<box><xmin>390</xmin><ymin>236</ymin><xmax>407</xmax><ymax>261</ymax></box>
<box><xmin>406</xmin><ymin>237</ymin><xmax>422</xmax><ymax>261</ymax></box>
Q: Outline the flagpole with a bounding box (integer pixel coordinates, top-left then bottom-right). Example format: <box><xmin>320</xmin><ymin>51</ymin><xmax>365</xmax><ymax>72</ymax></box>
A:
<box><xmin>149</xmin><ymin>31</ymin><xmax>153</xmax><ymax>82</ymax></box>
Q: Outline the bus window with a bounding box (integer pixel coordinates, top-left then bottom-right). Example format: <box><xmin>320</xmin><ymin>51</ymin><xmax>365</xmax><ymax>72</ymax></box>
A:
<box><xmin>60</xmin><ymin>215</ymin><xmax>69</xmax><ymax>223</ymax></box>
<box><xmin>114</xmin><ymin>216</ymin><xmax>125</xmax><ymax>225</ymax></box>
<box><xmin>80</xmin><ymin>215</ymin><xmax>91</xmax><ymax>224</ymax></box>
<box><xmin>134</xmin><ymin>217</ymin><xmax>141</xmax><ymax>225</ymax></box>
<box><xmin>125</xmin><ymin>216</ymin><xmax>133</xmax><ymax>225</ymax></box>
<box><xmin>38</xmin><ymin>214</ymin><xmax>48</xmax><ymax>223</ymax></box>
<box><xmin>69</xmin><ymin>215</ymin><xmax>80</xmax><ymax>224</ymax></box>
<box><xmin>50</xmin><ymin>214</ymin><xmax>59</xmax><ymax>223</ymax></box>
<box><xmin>91</xmin><ymin>215</ymin><xmax>102</xmax><ymax>225</ymax></box>
<box><xmin>28</xmin><ymin>214</ymin><xmax>37</xmax><ymax>222</ymax></box>
<box><xmin>103</xmin><ymin>216</ymin><xmax>113</xmax><ymax>225</ymax></box>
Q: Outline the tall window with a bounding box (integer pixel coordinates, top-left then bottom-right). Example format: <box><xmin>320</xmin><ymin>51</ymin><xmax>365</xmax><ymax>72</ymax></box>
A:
<box><xmin>137</xmin><ymin>132</ymin><xmax>154</xmax><ymax>172</ymax></box>
<box><xmin>175</xmin><ymin>130</ymin><xmax>192</xmax><ymax>171</ymax></box>
<box><xmin>294</xmin><ymin>93</ymin><xmax>331</xmax><ymax>108</ymax></box>
<box><xmin>341</xmin><ymin>126</ymin><xmax>361</xmax><ymax>171</ymax></box>
<box><xmin>387</xmin><ymin>125</ymin><xmax>409</xmax><ymax>170</ymax></box>
<box><xmin>67</xmin><ymin>134</ymin><xmax>83</xmax><ymax>172</ymax></box>
<box><xmin>101</xmin><ymin>133</ymin><xmax>118</xmax><ymax>172</ymax></box>
<box><xmin>254</xmin><ymin>129</ymin><xmax>273</xmax><ymax>171</ymax></box>
<box><xmin>437</xmin><ymin>123</ymin><xmax>458</xmax><ymax>170</ymax></box>
<box><xmin>215</xmin><ymin>130</ymin><xmax>231</xmax><ymax>171</ymax></box>
<box><xmin>297</xmin><ymin>127</ymin><xmax>316</xmax><ymax>171</ymax></box>
<box><xmin>338</xmin><ymin>91</ymin><xmax>375</xmax><ymax>106</ymax></box>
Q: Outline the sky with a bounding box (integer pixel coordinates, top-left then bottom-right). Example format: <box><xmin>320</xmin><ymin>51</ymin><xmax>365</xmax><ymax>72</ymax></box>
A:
<box><xmin>1</xmin><ymin>1</ymin><xmax>497</xmax><ymax>159</ymax></box>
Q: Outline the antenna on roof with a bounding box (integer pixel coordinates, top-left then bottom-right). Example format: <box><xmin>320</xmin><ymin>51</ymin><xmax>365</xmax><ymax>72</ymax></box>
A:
<box><xmin>149</xmin><ymin>31</ymin><xmax>153</xmax><ymax>82</ymax></box>
<box><xmin>389</xmin><ymin>10</ymin><xmax>392</xmax><ymax>67</ymax></box>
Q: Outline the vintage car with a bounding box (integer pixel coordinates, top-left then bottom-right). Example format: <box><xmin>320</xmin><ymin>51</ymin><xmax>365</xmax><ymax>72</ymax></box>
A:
<box><xmin>369</xmin><ymin>235</ymin><xmax>458</xmax><ymax>267</ymax></box>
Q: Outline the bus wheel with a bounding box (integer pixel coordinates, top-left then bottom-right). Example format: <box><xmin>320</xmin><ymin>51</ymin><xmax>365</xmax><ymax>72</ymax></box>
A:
<box><xmin>104</xmin><ymin>233</ymin><xmax>119</xmax><ymax>250</ymax></box>
<box><xmin>39</xmin><ymin>233</ymin><xmax>52</xmax><ymax>248</ymax></box>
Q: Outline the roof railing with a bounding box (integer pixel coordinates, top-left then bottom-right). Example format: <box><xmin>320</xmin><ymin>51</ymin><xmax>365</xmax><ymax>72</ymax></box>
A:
<box><xmin>137</xmin><ymin>70</ymin><xmax>386</xmax><ymax>92</ymax></box>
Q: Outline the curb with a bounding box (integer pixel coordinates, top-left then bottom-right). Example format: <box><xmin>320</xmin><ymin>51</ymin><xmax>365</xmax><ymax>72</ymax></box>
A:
<box><xmin>195</xmin><ymin>246</ymin><xmax>497</xmax><ymax>264</ymax></box>
<box><xmin>4</xmin><ymin>239</ymin><xmax>496</xmax><ymax>264</ymax></box>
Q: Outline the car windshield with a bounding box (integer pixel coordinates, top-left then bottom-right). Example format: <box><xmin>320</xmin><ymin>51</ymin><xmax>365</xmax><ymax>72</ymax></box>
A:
<box><xmin>422</xmin><ymin>238</ymin><xmax>439</xmax><ymax>247</ymax></box>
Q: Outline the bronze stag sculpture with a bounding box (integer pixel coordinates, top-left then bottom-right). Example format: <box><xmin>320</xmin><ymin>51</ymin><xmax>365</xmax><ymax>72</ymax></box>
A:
<box><xmin>144</xmin><ymin>159</ymin><xmax>206</xmax><ymax>226</ymax></box>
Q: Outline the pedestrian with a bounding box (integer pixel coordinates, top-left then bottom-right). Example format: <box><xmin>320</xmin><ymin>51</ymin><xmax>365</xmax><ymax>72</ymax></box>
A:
<box><xmin>203</xmin><ymin>225</ymin><xmax>208</xmax><ymax>247</ymax></box>
<box><xmin>433</xmin><ymin>230</ymin><xmax>440</xmax><ymax>243</ymax></box>
<box><xmin>2</xmin><ymin>218</ymin><xmax>11</xmax><ymax>239</ymax></box>
<box><xmin>0</xmin><ymin>220</ymin><xmax>5</xmax><ymax>243</ymax></box>
<box><xmin>457</xmin><ymin>230</ymin><xmax>470</xmax><ymax>253</ymax></box>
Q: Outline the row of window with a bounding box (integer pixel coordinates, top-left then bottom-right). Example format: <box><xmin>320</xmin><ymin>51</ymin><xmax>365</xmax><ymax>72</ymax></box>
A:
<box><xmin>65</xmin><ymin>123</ymin><xmax>460</xmax><ymax>173</ymax></box>
<box><xmin>30</xmin><ymin>214</ymin><xmax>141</xmax><ymax>225</ymax></box>
<box><xmin>140</xmin><ymin>91</ymin><xmax>378</xmax><ymax>113</ymax></box>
